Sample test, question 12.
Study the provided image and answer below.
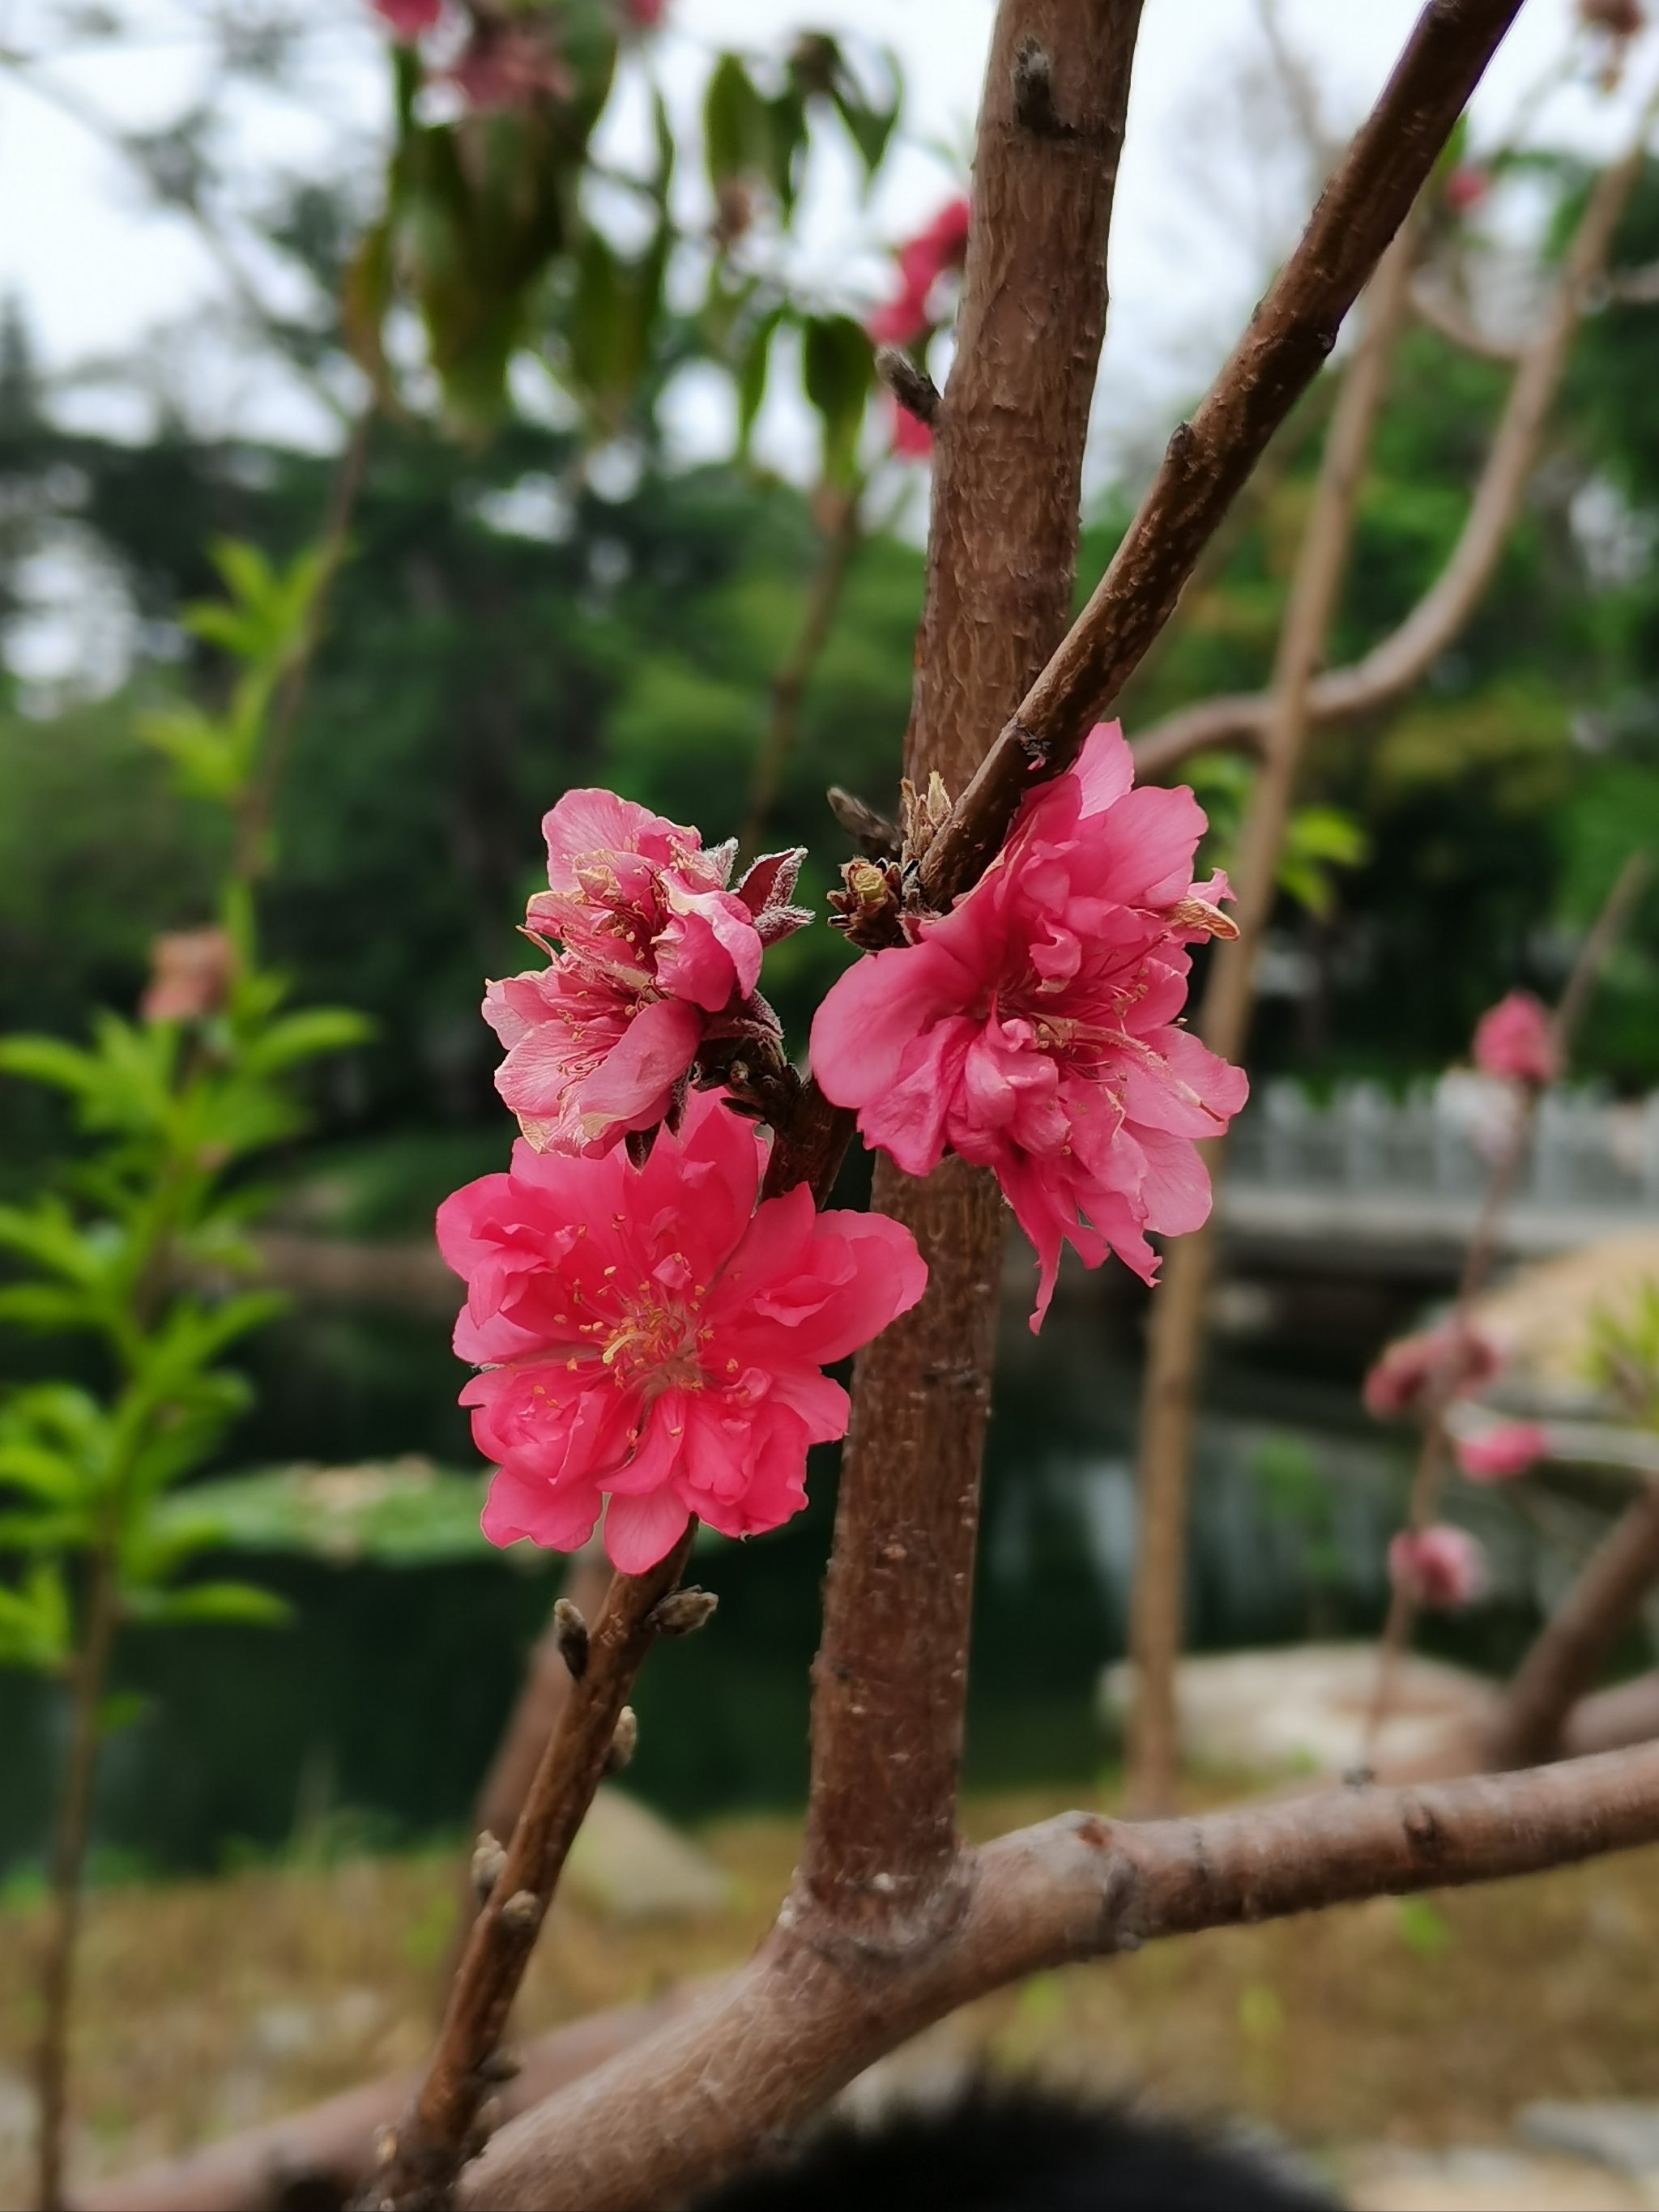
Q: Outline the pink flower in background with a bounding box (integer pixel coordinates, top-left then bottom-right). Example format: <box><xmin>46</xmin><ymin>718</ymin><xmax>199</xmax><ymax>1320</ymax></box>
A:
<box><xmin>868</xmin><ymin>197</ymin><xmax>971</xmax><ymax>347</ymax></box>
<box><xmin>621</xmin><ymin>0</ymin><xmax>665</xmax><ymax>22</ymax></box>
<box><xmin>1456</xmin><ymin>1419</ymin><xmax>1549</xmax><ymax>1483</ymax></box>
<box><xmin>450</xmin><ymin>22</ymin><xmax>572</xmax><ymax>109</ymax></box>
<box><xmin>140</xmin><ymin>927</ymin><xmax>235</xmax><ymax>1025</ymax></box>
<box><xmin>1363</xmin><ymin>1323</ymin><xmax>1501</xmax><ymax>1421</ymax></box>
<box><xmin>486</xmin><ymin>789</ymin><xmax>807</xmax><ymax>1156</ymax></box>
<box><xmin>369</xmin><ymin>0</ymin><xmax>441</xmax><ymax>40</ymax></box>
<box><xmin>812</xmin><ymin>723</ymin><xmax>1248</xmax><ymax>1329</ymax></box>
<box><xmin>1473</xmin><ymin>990</ymin><xmax>1558</xmax><ymax>1086</ymax></box>
<box><xmin>1444</xmin><ymin>165</ymin><xmax>1489</xmax><ymax>213</ymax></box>
<box><xmin>889</xmin><ymin>398</ymin><xmax>933</xmax><ymax>461</ymax></box>
<box><xmin>1389</xmin><ymin>1524</ymin><xmax>1486</xmax><ymax>1609</ymax></box>
<box><xmin>437</xmin><ymin>1091</ymin><xmax>928</xmax><ymax>1571</ymax></box>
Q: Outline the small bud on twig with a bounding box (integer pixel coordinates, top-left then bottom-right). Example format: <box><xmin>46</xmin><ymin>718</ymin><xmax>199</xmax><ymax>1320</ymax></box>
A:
<box><xmin>471</xmin><ymin>1831</ymin><xmax>508</xmax><ymax>1902</ymax></box>
<box><xmin>1012</xmin><ymin>38</ymin><xmax>1072</xmax><ymax>138</ymax></box>
<box><xmin>648</xmin><ymin>1586</ymin><xmax>719</xmax><ymax>1637</ymax></box>
<box><xmin>874</xmin><ymin>345</ymin><xmax>940</xmax><ymax>426</ymax></box>
<box><xmin>476</xmin><ymin>2047</ymin><xmax>521</xmax><ymax>2084</ymax></box>
<box><xmin>499</xmin><ymin>1888</ymin><xmax>544</xmax><ymax>1934</ymax></box>
<box><xmin>607</xmin><ymin>1706</ymin><xmax>639</xmax><ymax>1773</ymax></box>
<box><xmin>552</xmin><ymin>1597</ymin><xmax>590</xmax><ymax>1680</ymax></box>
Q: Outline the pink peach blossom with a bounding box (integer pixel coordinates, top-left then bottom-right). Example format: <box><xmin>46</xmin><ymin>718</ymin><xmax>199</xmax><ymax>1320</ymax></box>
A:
<box><xmin>1388</xmin><ymin>1524</ymin><xmax>1486</xmax><ymax>1608</ymax></box>
<box><xmin>811</xmin><ymin>722</ymin><xmax>1248</xmax><ymax>1328</ymax></box>
<box><xmin>450</xmin><ymin>22</ymin><xmax>572</xmax><ymax>109</ymax></box>
<box><xmin>437</xmin><ymin>1089</ymin><xmax>928</xmax><ymax>1571</ymax></box>
<box><xmin>868</xmin><ymin>197</ymin><xmax>970</xmax><ymax>347</ymax></box>
<box><xmin>1444</xmin><ymin>164</ymin><xmax>1489</xmax><ymax>213</ymax></box>
<box><xmin>486</xmin><ymin>789</ymin><xmax>807</xmax><ymax>1156</ymax></box>
<box><xmin>890</xmin><ymin>398</ymin><xmax>933</xmax><ymax>460</ymax></box>
<box><xmin>1473</xmin><ymin>990</ymin><xmax>1558</xmax><ymax>1086</ymax></box>
<box><xmin>369</xmin><ymin>0</ymin><xmax>441</xmax><ymax>39</ymax></box>
<box><xmin>1456</xmin><ymin>1419</ymin><xmax>1548</xmax><ymax>1482</ymax></box>
<box><xmin>1363</xmin><ymin>1323</ymin><xmax>1501</xmax><ymax>1421</ymax></box>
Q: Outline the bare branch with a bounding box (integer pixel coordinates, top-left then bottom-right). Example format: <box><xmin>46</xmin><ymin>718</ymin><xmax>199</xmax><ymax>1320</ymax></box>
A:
<box><xmin>919</xmin><ymin>0</ymin><xmax>1529</xmax><ymax>901</ymax></box>
<box><xmin>1132</xmin><ymin>131</ymin><xmax>1652</xmax><ymax>777</ymax></box>
<box><xmin>1127</xmin><ymin>217</ymin><xmax>1420</xmax><ymax>1815</ymax></box>
<box><xmin>359</xmin><ymin>1532</ymin><xmax>694</xmax><ymax>2210</ymax></box>
<box><xmin>463</xmin><ymin>1742</ymin><xmax>1659</xmax><ymax>2211</ymax></box>
<box><xmin>1488</xmin><ymin>1482</ymin><xmax>1659</xmax><ymax>1768</ymax></box>
<box><xmin>1410</xmin><ymin>270</ymin><xmax>1528</xmax><ymax>361</ymax></box>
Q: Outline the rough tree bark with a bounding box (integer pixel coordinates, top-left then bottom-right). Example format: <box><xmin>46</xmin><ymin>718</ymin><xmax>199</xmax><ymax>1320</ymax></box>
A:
<box><xmin>1125</xmin><ymin>221</ymin><xmax>1418</xmax><ymax>1816</ymax></box>
<box><xmin>796</xmin><ymin>0</ymin><xmax>1144</xmax><ymax>1937</ymax></box>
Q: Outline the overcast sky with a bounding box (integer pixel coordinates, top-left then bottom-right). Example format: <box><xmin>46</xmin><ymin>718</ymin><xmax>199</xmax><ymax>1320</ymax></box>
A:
<box><xmin>0</xmin><ymin>0</ymin><xmax>1651</xmax><ymax>471</ymax></box>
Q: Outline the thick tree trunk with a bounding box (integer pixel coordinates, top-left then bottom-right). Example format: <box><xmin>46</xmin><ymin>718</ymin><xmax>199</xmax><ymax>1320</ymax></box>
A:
<box><xmin>799</xmin><ymin>0</ymin><xmax>1145</xmax><ymax>1935</ymax></box>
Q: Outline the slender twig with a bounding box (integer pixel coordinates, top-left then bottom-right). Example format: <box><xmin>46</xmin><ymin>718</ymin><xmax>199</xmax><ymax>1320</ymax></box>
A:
<box><xmin>236</xmin><ymin>404</ymin><xmax>377</xmax><ymax>884</ymax></box>
<box><xmin>359</xmin><ymin>1529</ymin><xmax>695</xmax><ymax>2211</ymax></box>
<box><xmin>1131</xmin><ymin>121</ymin><xmax>1656</xmax><ymax>777</ymax></box>
<box><xmin>738</xmin><ymin>482</ymin><xmax>864</xmax><ymax>863</ymax></box>
<box><xmin>1486</xmin><ymin>1480</ymin><xmax>1659</xmax><ymax>1768</ymax></box>
<box><xmin>1365</xmin><ymin>850</ymin><xmax>1653</xmax><ymax>1754</ymax></box>
<box><xmin>915</xmin><ymin>0</ymin><xmax>1528</xmax><ymax>905</ymax></box>
<box><xmin>34</xmin><ymin>1549</ymin><xmax>119</xmax><ymax>2212</ymax></box>
<box><xmin>1126</xmin><ymin>216</ymin><xmax>1419</xmax><ymax>1817</ymax></box>
<box><xmin>438</xmin><ymin>1544</ymin><xmax>614</xmax><ymax>2000</ymax></box>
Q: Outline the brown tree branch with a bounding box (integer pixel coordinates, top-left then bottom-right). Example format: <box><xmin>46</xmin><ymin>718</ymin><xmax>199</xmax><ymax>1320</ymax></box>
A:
<box><xmin>1409</xmin><ymin>270</ymin><xmax>1527</xmax><ymax>362</ymax></box>
<box><xmin>462</xmin><ymin>1741</ymin><xmax>1659</xmax><ymax>2211</ymax></box>
<box><xmin>1486</xmin><ymin>1481</ymin><xmax>1659</xmax><ymax>1769</ymax></box>
<box><xmin>1125</xmin><ymin>216</ymin><xmax>1420</xmax><ymax>1816</ymax></box>
<box><xmin>1366</xmin><ymin>850</ymin><xmax>1653</xmax><ymax>1755</ymax></box>
<box><xmin>916</xmin><ymin>0</ymin><xmax>1529</xmax><ymax>902</ymax></box>
<box><xmin>436</xmin><ymin>1545</ymin><xmax>615</xmax><ymax>1995</ymax></box>
<box><xmin>795</xmin><ymin>0</ymin><xmax>1144</xmax><ymax>1942</ymax></box>
<box><xmin>357</xmin><ymin>1531</ymin><xmax>695</xmax><ymax>2210</ymax></box>
<box><xmin>1130</xmin><ymin>130</ymin><xmax>1652</xmax><ymax>778</ymax></box>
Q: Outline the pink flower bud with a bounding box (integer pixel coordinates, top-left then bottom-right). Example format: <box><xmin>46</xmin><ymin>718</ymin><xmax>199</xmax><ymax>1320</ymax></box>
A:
<box><xmin>1472</xmin><ymin>991</ymin><xmax>1558</xmax><ymax>1086</ymax></box>
<box><xmin>1456</xmin><ymin>1420</ymin><xmax>1548</xmax><ymax>1483</ymax></box>
<box><xmin>1389</xmin><ymin>1524</ymin><xmax>1486</xmax><ymax>1609</ymax></box>
<box><xmin>369</xmin><ymin>0</ymin><xmax>441</xmax><ymax>41</ymax></box>
<box><xmin>140</xmin><ymin>928</ymin><xmax>236</xmax><ymax>1025</ymax></box>
<box><xmin>1363</xmin><ymin>1323</ymin><xmax>1500</xmax><ymax>1421</ymax></box>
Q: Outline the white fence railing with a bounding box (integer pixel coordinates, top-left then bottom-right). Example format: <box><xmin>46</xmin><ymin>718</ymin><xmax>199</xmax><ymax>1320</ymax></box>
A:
<box><xmin>1228</xmin><ymin>1076</ymin><xmax>1659</xmax><ymax>1213</ymax></box>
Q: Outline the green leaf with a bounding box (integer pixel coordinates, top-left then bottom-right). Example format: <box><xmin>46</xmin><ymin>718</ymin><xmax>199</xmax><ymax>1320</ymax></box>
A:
<box><xmin>0</xmin><ymin>1564</ymin><xmax>71</xmax><ymax>1673</ymax></box>
<box><xmin>801</xmin><ymin>314</ymin><xmax>873</xmax><ymax>485</ymax></box>
<box><xmin>240</xmin><ymin>1007</ymin><xmax>374</xmax><ymax>1076</ymax></box>
<box><xmin>127</xmin><ymin>1580</ymin><xmax>292</xmax><ymax>1628</ymax></box>
<box><xmin>704</xmin><ymin>53</ymin><xmax>766</xmax><ymax>190</ymax></box>
<box><xmin>97</xmin><ymin>1690</ymin><xmax>152</xmax><ymax>1737</ymax></box>
<box><xmin>0</xmin><ymin>1283</ymin><xmax>100</xmax><ymax>1332</ymax></box>
<box><xmin>153</xmin><ymin>1460</ymin><xmax>527</xmax><ymax>1568</ymax></box>
<box><xmin>736</xmin><ymin>305</ymin><xmax>785</xmax><ymax>458</ymax></box>
<box><xmin>0</xmin><ymin>1034</ymin><xmax>105</xmax><ymax>1098</ymax></box>
<box><xmin>1396</xmin><ymin>1898</ymin><xmax>1452</xmax><ymax>1957</ymax></box>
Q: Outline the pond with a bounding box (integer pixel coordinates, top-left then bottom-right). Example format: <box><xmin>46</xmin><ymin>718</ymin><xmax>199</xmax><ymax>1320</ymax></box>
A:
<box><xmin>0</xmin><ymin>1256</ymin><xmax>1558</xmax><ymax>1879</ymax></box>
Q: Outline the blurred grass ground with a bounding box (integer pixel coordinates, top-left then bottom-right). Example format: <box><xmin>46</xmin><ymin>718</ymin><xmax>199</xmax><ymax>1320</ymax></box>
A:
<box><xmin>4</xmin><ymin>1789</ymin><xmax>1659</xmax><ymax>2206</ymax></box>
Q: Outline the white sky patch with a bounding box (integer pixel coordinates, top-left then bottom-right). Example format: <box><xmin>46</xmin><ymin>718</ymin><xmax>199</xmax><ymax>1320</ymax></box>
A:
<box><xmin>0</xmin><ymin>0</ymin><xmax>1652</xmax><ymax>484</ymax></box>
